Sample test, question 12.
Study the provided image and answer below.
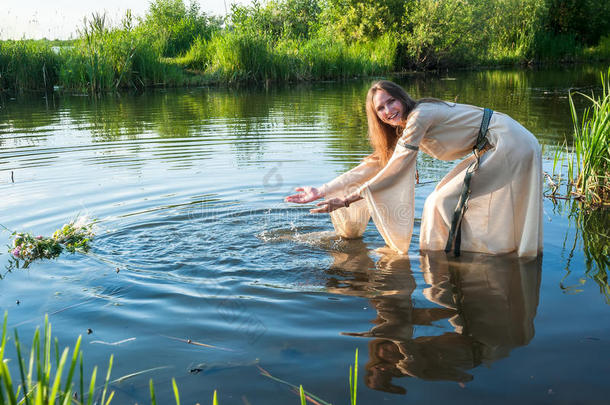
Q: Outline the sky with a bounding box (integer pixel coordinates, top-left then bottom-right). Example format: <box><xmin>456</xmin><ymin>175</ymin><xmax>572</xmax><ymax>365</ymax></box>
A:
<box><xmin>1</xmin><ymin>0</ymin><xmax>252</xmax><ymax>40</ymax></box>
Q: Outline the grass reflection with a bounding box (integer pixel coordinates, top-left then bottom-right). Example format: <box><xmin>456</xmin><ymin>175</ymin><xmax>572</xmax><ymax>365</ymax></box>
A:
<box><xmin>558</xmin><ymin>199</ymin><xmax>610</xmax><ymax>303</ymax></box>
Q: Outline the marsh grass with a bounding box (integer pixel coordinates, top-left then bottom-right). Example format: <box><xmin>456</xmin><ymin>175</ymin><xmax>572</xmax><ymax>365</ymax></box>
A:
<box><xmin>0</xmin><ymin>313</ymin><xmax>184</xmax><ymax>405</ymax></box>
<box><xmin>0</xmin><ymin>11</ymin><xmax>203</xmax><ymax>94</ymax></box>
<box><xmin>0</xmin><ymin>312</ymin><xmax>114</xmax><ymax>405</ymax></box>
<box><xmin>565</xmin><ymin>69</ymin><xmax>610</xmax><ymax>206</ymax></box>
<box><xmin>59</xmin><ymin>12</ymin><xmax>194</xmax><ymax>93</ymax></box>
<box><xmin>348</xmin><ymin>349</ymin><xmax>358</xmax><ymax>405</ymax></box>
<box><xmin>0</xmin><ymin>41</ymin><xmax>60</xmax><ymax>92</ymax></box>
<box><xmin>551</xmin><ymin>68</ymin><xmax>610</xmax><ymax>207</ymax></box>
<box><xmin>180</xmin><ymin>32</ymin><xmax>396</xmax><ymax>84</ymax></box>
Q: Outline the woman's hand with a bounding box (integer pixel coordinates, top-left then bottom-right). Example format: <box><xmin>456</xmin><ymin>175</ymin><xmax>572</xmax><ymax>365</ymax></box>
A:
<box><xmin>284</xmin><ymin>186</ymin><xmax>324</xmax><ymax>204</ymax></box>
<box><xmin>310</xmin><ymin>197</ymin><xmax>346</xmax><ymax>214</ymax></box>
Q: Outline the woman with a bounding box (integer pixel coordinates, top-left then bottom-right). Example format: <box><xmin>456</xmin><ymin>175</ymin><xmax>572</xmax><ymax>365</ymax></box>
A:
<box><xmin>285</xmin><ymin>81</ymin><xmax>543</xmax><ymax>257</ymax></box>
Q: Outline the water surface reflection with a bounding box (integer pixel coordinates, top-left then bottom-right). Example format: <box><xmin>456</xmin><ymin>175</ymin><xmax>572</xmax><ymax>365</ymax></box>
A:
<box><xmin>328</xmin><ymin>248</ymin><xmax>541</xmax><ymax>394</ymax></box>
<box><xmin>1</xmin><ymin>66</ymin><xmax>608</xmax><ymax>404</ymax></box>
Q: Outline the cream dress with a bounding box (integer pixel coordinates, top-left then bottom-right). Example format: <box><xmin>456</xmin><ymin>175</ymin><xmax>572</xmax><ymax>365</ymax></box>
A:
<box><xmin>319</xmin><ymin>102</ymin><xmax>543</xmax><ymax>257</ymax></box>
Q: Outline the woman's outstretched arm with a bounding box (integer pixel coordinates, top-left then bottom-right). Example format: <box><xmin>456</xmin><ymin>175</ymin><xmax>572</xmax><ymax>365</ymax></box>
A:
<box><xmin>284</xmin><ymin>156</ymin><xmax>381</xmax><ymax>207</ymax></box>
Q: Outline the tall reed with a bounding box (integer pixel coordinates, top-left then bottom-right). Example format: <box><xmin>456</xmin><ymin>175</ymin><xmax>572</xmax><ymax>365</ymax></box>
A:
<box><xmin>566</xmin><ymin>68</ymin><xmax>610</xmax><ymax>206</ymax></box>
<box><xmin>0</xmin><ymin>40</ymin><xmax>60</xmax><ymax>92</ymax></box>
<box><xmin>58</xmin><ymin>12</ymin><xmax>189</xmax><ymax>93</ymax></box>
<box><xmin>181</xmin><ymin>32</ymin><xmax>397</xmax><ymax>84</ymax></box>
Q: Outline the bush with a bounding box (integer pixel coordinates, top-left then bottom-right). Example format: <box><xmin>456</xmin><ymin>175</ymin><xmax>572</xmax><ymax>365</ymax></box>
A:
<box><xmin>486</xmin><ymin>0</ymin><xmax>547</xmax><ymax>62</ymax></box>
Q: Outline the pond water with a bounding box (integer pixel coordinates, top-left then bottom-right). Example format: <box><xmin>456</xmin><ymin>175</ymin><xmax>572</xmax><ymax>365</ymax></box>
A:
<box><xmin>1</xmin><ymin>67</ymin><xmax>609</xmax><ymax>404</ymax></box>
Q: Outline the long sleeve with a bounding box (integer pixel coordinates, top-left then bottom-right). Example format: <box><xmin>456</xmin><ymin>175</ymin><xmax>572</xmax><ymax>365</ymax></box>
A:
<box><xmin>356</xmin><ymin>106</ymin><xmax>434</xmax><ymax>253</ymax></box>
<box><xmin>320</xmin><ymin>156</ymin><xmax>381</xmax><ymax>239</ymax></box>
<box><xmin>320</xmin><ymin>156</ymin><xmax>381</xmax><ymax>197</ymax></box>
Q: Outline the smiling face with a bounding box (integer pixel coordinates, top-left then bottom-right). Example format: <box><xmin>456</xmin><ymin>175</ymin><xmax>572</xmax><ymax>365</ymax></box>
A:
<box><xmin>372</xmin><ymin>89</ymin><xmax>405</xmax><ymax>127</ymax></box>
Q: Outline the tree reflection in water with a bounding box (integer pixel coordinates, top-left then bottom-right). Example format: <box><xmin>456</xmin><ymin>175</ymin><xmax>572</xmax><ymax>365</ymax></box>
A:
<box><xmin>326</xmin><ymin>244</ymin><xmax>541</xmax><ymax>394</ymax></box>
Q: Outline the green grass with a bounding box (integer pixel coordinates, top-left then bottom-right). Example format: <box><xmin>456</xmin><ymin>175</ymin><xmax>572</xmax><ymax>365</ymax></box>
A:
<box><xmin>349</xmin><ymin>348</ymin><xmax>358</xmax><ymax>405</ymax></box>
<box><xmin>548</xmin><ymin>68</ymin><xmax>610</xmax><ymax>302</ymax></box>
<box><xmin>58</xmin><ymin>13</ymin><xmax>197</xmax><ymax>93</ymax></box>
<box><xmin>566</xmin><ymin>68</ymin><xmax>610</xmax><ymax>206</ymax></box>
<box><xmin>0</xmin><ymin>11</ymin><xmax>206</xmax><ymax>94</ymax></box>
<box><xmin>551</xmin><ymin>68</ymin><xmax>610</xmax><ymax>207</ymax></box>
<box><xmin>0</xmin><ymin>312</ymin><xmax>113</xmax><ymax>405</ymax></box>
<box><xmin>179</xmin><ymin>32</ymin><xmax>397</xmax><ymax>84</ymax></box>
<box><xmin>0</xmin><ymin>40</ymin><xmax>61</xmax><ymax>92</ymax></box>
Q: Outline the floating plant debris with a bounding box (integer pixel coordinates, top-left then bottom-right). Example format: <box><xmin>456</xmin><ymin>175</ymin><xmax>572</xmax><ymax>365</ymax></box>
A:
<box><xmin>5</xmin><ymin>217</ymin><xmax>95</xmax><ymax>268</ymax></box>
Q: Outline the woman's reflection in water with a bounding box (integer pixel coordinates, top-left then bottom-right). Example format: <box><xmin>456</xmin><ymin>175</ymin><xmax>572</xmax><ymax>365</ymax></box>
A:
<box><xmin>326</xmin><ymin>243</ymin><xmax>541</xmax><ymax>395</ymax></box>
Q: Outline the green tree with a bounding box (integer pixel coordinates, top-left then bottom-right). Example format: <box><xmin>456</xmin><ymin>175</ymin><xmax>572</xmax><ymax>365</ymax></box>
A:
<box><xmin>230</xmin><ymin>0</ymin><xmax>284</xmax><ymax>39</ymax></box>
<box><xmin>230</xmin><ymin>0</ymin><xmax>321</xmax><ymax>40</ymax></box>
<box><xmin>319</xmin><ymin>0</ymin><xmax>405</xmax><ymax>42</ymax></box>
<box><xmin>401</xmin><ymin>0</ymin><xmax>488</xmax><ymax>68</ymax></box>
<box><xmin>545</xmin><ymin>0</ymin><xmax>610</xmax><ymax>45</ymax></box>
<box><xmin>144</xmin><ymin>0</ymin><xmax>220</xmax><ymax>57</ymax></box>
<box><xmin>487</xmin><ymin>0</ymin><xmax>547</xmax><ymax>60</ymax></box>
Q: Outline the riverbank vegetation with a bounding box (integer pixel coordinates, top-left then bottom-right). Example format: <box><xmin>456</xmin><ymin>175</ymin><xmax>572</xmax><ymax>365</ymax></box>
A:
<box><xmin>548</xmin><ymin>69</ymin><xmax>609</xmax><ymax>300</ymax></box>
<box><xmin>566</xmin><ymin>69</ymin><xmax>610</xmax><ymax>206</ymax></box>
<box><xmin>550</xmin><ymin>68</ymin><xmax>609</xmax><ymax>207</ymax></box>
<box><xmin>1</xmin><ymin>0</ymin><xmax>610</xmax><ymax>93</ymax></box>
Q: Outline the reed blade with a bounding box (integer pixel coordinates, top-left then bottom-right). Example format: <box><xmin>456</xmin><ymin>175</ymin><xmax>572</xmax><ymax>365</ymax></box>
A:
<box><xmin>12</xmin><ymin>330</ymin><xmax>30</xmax><ymax>405</ymax></box>
<box><xmin>48</xmin><ymin>347</ymin><xmax>69</xmax><ymax>404</ymax></box>
<box><xmin>86</xmin><ymin>366</ymin><xmax>97</xmax><ymax>405</ymax></box>
<box><xmin>149</xmin><ymin>379</ymin><xmax>156</xmax><ymax>405</ymax></box>
<box><xmin>100</xmin><ymin>355</ymin><xmax>114</xmax><ymax>405</ymax></box>
<box><xmin>60</xmin><ymin>336</ymin><xmax>81</xmax><ymax>404</ymax></box>
<box><xmin>172</xmin><ymin>378</ymin><xmax>180</xmax><ymax>405</ymax></box>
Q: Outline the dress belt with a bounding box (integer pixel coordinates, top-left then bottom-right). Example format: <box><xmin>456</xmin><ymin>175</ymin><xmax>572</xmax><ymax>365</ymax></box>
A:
<box><xmin>444</xmin><ymin>108</ymin><xmax>493</xmax><ymax>256</ymax></box>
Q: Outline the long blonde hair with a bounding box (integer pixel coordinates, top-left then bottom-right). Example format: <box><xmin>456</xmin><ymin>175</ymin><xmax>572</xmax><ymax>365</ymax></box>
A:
<box><xmin>365</xmin><ymin>81</ymin><xmax>417</xmax><ymax>167</ymax></box>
